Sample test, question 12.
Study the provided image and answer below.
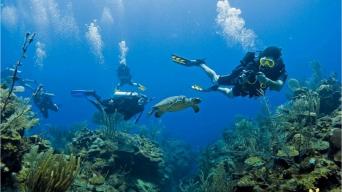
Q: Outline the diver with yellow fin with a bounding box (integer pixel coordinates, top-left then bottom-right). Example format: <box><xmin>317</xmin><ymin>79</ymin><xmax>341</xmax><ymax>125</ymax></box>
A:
<box><xmin>115</xmin><ymin>62</ymin><xmax>146</xmax><ymax>91</ymax></box>
<box><xmin>172</xmin><ymin>46</ymin><xmax>287</xmax><ymax>98</ymax></box>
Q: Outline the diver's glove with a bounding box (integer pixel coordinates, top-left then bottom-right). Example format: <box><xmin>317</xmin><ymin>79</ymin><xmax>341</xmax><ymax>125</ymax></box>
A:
<box><xmin>256</xmin><ymin>72</ymin><xmax>271</xmax><ymax>87</ymax></box>
<box><xmin>191</xmin><ymin>84</ymin><xmax>204</xmax><ymax>92</ymax></box>
<box><xmin>237</xmin><ymin>70</ymin><xmax>249</xmax><ymax>84</ymax></box>
<box><xmin>191</xmin><ymin>84</ymin><xmax>218</xmax><ymax>92</ymax></box>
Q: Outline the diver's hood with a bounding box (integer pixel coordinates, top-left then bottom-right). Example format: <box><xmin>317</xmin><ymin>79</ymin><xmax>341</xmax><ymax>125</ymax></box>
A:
<box><xmin>260</xmin><ymin>46</ymin><xmax>282</xmax><ymax>60</ymax></box>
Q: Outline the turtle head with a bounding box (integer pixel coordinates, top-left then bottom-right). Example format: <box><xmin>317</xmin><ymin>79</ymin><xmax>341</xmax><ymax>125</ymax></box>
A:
<box><xmin>191</xmin><ymin>97</ymin><xmax>201</xmax><ymax>104</ymax></box>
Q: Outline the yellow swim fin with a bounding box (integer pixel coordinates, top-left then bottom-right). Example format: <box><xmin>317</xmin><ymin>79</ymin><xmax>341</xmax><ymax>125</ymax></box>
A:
<box><xmin>171</xmin><ymin>54</ymin><xmax>189</xmax><ymax>65</ymax></box>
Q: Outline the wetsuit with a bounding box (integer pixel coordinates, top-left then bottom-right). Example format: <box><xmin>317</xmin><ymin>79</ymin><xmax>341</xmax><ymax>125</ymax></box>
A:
<box><xmin>101</xmin><ymin>95</ymin><xmax>147</xmax><ymax>120</ymax></box>
<box><xmin>33</xmin><ymin>90</ymin><xmax>59</xmax><ymax>118</ymax></box>
<box><xmin>77</xmin><ymin>90</ymin><xmax>148</xmax><ymax>120</ymax></box>
<box><xmin>217</xmin><ymin>51</ymin><xmax>287</xmax><ymax>97</ymax></box>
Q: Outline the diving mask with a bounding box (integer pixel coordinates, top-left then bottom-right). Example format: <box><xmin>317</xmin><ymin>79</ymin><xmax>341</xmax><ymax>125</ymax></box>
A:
<box><xmin>259</xmin><ymin>57</ymin><xmax>275</xmax><ymax>68</ymax></box>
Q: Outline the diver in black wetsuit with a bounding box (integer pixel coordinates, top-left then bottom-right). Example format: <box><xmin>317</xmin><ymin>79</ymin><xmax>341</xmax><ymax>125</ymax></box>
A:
<box><xmin>33</xmin><ymin>85</ymin><xmax>59</xmax><ymax>118</ymax></box>
<box><xmin>172</xmin><ymin>46</ymin><xmax>287</xmax><ymax>98</ymax></box>
<box><xmin>115</xmin><ymin>64</ymin><xmax>146</xmax><ymax>91</ymax></box>
<box><xmin>71</xmin><ymin>90</ymin><xmax>149</xmax><ymax>121</ymax></box>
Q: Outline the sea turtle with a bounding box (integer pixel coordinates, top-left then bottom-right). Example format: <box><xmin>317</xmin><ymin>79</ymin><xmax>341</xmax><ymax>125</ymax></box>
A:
<box><xmin>149</xmin><ymin>95</ymin><xmax>201</xmax><ymax>118</ymax></box>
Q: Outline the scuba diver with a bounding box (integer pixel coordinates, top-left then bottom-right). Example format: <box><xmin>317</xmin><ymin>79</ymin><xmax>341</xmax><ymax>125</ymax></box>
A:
<box><xmin>171</xmin><ymin>46</ymin><xmax>287</xmax><ymax>98</ymax></box>
<box><xmin>1</xmin><ymin>67</ymin><xmax>37</xmax><ymax>92</ymax></box>
<box><xmin>33</xmin><ymin>85</ymin><xmax>59</xmax><ymax>118</ymax></box>
<box><xmin>71</xmin><ymin>89</ymin><xmax>150</xmax><ymax>122</ymax></box>
<box><xmin>115</xmin><ymin>63</ymin><xmax>146</xmax><ymax>91</ymax></box>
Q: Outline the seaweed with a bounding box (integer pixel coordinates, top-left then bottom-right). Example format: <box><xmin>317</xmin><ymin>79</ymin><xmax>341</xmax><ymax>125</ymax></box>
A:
<box><xmin>0</xmin><ymin>87</ymin><xmax>39</xmax><ymax>188</ymax></box>
<box><xmin>136</xmin><ymin>179</ymin><xmax>159</xmax><ymax>192</ymax></box>
<box><xmin>179</xmin><ymin>178</ymin><xmax>200</xmax><ymax>192</ymax></box>
<box><xmin>0</xmin><ymin>94</ymin><xmax>38</xmax><ymax>134</ymax></box>
<box><xmin>179</xmin><ymin>164</ymin><xmax>231</xmax><ymax>192</ymax></box>
<box><xmin>93</xmin><ymin>111</ymin><xmax>134</xmax><ymax>138</ymax></box>
<box><xmin>19</xmin><ymin>148</ymin><xmax>80</xmax><ymax>192</ymax></box>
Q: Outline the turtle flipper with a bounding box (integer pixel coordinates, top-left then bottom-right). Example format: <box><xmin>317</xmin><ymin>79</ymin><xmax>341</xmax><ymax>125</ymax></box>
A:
<box><xmin>155</xmin><ymin>111</ymin><xmax>164</xmax><ymax>118</ymax></box>
<box><xmin>192</xmin><ymin>105</ymin><xmax>200</xmax><ymax>113</ymax></box>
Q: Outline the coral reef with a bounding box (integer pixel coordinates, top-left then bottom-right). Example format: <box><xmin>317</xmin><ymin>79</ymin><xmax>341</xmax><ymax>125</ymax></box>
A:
<box><xmin>0</xmin><ymin>86</ymin><xmax>80</xmax><ymax>192</ymax></box>
<box><xmin>43</xmin><ymin>121</ymin><xmax>88</xmax><ymax>151</ymax></box>
<box><xmin>316</xmin><ymin>75</ymin><xmax>341</xmax><ymax>114</ymax></box>
<box><xmin>180</xmin><ymin>76</ymin><xmax>341</xmax><ymax>192</ymax></box>
<box><xmin>0</xmin><ymin>87</ymin><xmax>39</xmax><ymax>189</ymax></box>
<box><xmin>161</xmin><ymin>139</ymin><xmax>196</xmax><ymax>186</ymax></box>
<box><xmin>68</xmin><ymin>128</ymin><xmax>169</xmax><ymax>191</ymax></box>
<box><xmin>18</xmin><ymin>147</ymin><xmax>80</xmax><ymax>192</ymax></box>
<box><xmin>2</xmin><ymin>55</ymin><xmax>340</xmax><ymax>192</ymax></box>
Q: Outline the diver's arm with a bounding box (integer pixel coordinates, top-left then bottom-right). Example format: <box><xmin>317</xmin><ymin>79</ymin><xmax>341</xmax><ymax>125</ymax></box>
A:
<box><xmin>267</xmin><ymin>79</ymin><xmax>284</xmax><ymax>91</ymax></box>
<box><xmin>266</xmin><ymin>70</ymin><xmax>287</xmax><ymax>91</ymax></box>
<box><xmin>256</xmin><ymin>72</ymin><xmax>284</xmax><ymax>91</ymax></box>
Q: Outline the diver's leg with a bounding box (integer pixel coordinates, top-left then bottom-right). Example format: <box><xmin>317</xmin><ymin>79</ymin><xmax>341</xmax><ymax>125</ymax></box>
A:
<box><xmin>198</xmin><ymin>64</ymin><xmax>220</xmax><ymax>83</ymax></box>
<box><xmin>87</xmin><ymin>98</ymin><xmax>105</xmax><ymax>112</ymax></box>
<box><xmin>216</xmin><ymin>87</ymin><xmax>234</xmax><ymax>98</ymax></box>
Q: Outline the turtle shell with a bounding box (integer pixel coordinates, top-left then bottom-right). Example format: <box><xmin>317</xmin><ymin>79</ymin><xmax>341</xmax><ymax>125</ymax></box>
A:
<box><xmin>153</xmin><ymin>96</ymin><xmax>190</xmax><ymax>112</ymax></box>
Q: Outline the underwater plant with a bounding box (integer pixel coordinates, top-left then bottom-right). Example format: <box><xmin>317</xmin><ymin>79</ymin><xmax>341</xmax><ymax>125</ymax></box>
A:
<box><xmin>224</xmin><ymin>117</ymin><xmax>260</xmax><ymax>156</ymax></box>
<box><xmin>277</xmin><ymin>88</ymin><xmax>320</xmax><ymax>125</ymax></box>
<box><xmin>93</xmin><ymin>111</ymin><xmax>134</xmax><ymax>138</ymax></box>
<box><xmin>309</xmin><ymin>60</ymin><xmax>323</xmax><ymax>89</ymax></box>
<box><xmin>0</xmin><ymin>87</ymin><xmax>39</xmax><ymax>187</ymax></box>
<box><xmin>179</xmin><ymin>164</ymin><xmax>231</xmax><ymax>192</ymax></box>
<box><xmin>209</xmin><ymin>163</ymin><xmax>231</xmax><ymax>192</ymax></box>
<box><xmin>1</xmin><ymin>32</ymin><xmax>35</xmax><ymax>117</ymax></box>
<box><xmin>135</xmin><ymin>179</ymin><xmax>159</xmax><ymax>192</ymax></box>
<box><xmin>0</xmin><ymin>91</ymin><xmax>38</xmax><ymax>133</ymax></box>
<box><xmin>179</xmin><ymin>178</ymin><xmax>200</xmax><ymax>192</ymax></box>
<box><xmin>19</xmin><ymin>148</ymin><xmax>80</xmax><ymax>192</ymax></box>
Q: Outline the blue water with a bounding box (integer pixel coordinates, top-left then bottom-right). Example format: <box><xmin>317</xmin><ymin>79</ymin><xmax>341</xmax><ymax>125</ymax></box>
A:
<box><xmin>1</xmin><ymin>0</ymin><xmax>341</xmax><ymax>148</ymax></box>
